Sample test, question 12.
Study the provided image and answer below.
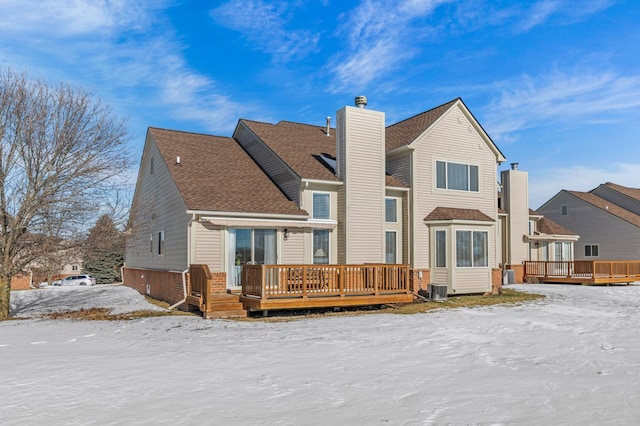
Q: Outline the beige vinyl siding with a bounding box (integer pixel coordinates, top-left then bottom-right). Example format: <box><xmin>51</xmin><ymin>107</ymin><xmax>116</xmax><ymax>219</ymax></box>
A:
<box><xmin>336</xmin><ymin>112</ymin><xmax>347</xmax><ymax>263</ymax></box>
<box><xmin>126</xmin><ymin>137</ymin><xmax>190</xmax><ymax>271</ymax></box>
<box><xmin>337</xmin><ymin>106</ymin><xmax>386</xmax><ymax>264</ymax></box>
<box><xmin>451</xmin><ymin>268</ymin><xmax>492</xmax><ymax>294</ymax></box>
<box><xmin>234</xmin><ymin>122</ymin><xmax>301</xmax><ymax>204</ymax></box>
<box><xmin>501</xmin><ymin>169</ymin><xmax>529</xmax><ymax>265</ymax></box>
<box><xmin>281</xmin><ymin>227</ymin><xmax>305</xmax><ymax>263</ymax></box>
<box><xmin>192</xmin><ymin>221</ymin><xmax>223</xmax><ymax>271</ymax></box>
<box><xmin>412</xmin><ymin>104</ymin><xmax>498</xmax><ymax>269</ymax></box>
<box><xmin>540</xmin><ymin>192</ymin><xmax>640</xmax><ymax>260</ymax></box>
<box><xmin>591</xmin><ymin>186</ymin><xmax>640</xmax><ymax>215</ymax></box>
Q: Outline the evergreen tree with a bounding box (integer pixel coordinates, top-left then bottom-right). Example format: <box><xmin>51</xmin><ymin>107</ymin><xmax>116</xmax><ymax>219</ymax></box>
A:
<box><xmin>83</xmin><ymin>214</ymin><xmax>125</xmax><ymax>284</ymax></box>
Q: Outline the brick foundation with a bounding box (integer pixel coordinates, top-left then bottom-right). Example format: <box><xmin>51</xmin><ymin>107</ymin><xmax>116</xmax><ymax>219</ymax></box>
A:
<box><xmin>123</xmin><ymin>267</ymin><xmax>190</xmax><ymax>311</ymax></box>
<box><xmin>10</xmin><ymin>274</ymin><xmax>32</xmax><ymax>291</ymax></box>
<box><xmin>492</xmin><ymin>268</ymin><xmax>503</xmax><ymax>295</ymax></box>
<box><xmin>410</xmin><ymin>269</ymin><xmax>430</xmax><ymax>294</ymax></box>
<box><xmin>506</xmin><ymin>264</ymin><xmax>525</xmax><ymax>284</ymax></box>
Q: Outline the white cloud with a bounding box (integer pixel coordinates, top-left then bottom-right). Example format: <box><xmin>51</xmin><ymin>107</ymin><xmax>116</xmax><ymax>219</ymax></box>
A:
<box><xmin>516</xmin><ymin>0</ymin><xmax>616</xmax><ymax>32</ymax></box>
<box><xmin>483</xmin><ymin>69</ymin><xmax>640</xmax><ymax>140</ymax></box>
<box><xmin>529</xmin><ymin>163</ymin><xmax>640</xmax><ymax>209</ymax></box>
<box><xmin>0</xmin><ymin>0</ymin><xmax>155</xmax><ymax>36</ymax></box>
<box><xmin>328</xmin><ymin>0</ymin><xmax>452</xmax><ymax>91</ymax></box>
<box><xmin>210</xmin><ymin>0</ymin><xmax>320</xmax><ymax>62</ymax></box>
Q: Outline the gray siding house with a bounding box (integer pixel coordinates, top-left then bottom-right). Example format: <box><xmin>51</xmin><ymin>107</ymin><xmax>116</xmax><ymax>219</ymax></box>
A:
<box><xmin>538</xmin><ymin>183</ymin><xmax>640</xmax><ymax>260</ymax></box>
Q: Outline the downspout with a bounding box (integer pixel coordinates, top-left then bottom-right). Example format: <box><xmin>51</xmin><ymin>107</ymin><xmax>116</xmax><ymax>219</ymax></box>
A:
<box><xmin>168</xmin><ymin>213</ymin><xmax>195</xmax><ymax>310</ymax></box>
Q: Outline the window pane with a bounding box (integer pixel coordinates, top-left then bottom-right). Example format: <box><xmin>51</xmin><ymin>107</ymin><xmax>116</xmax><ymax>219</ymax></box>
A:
<box><xmin>313</xmin><ymin>193</ymin><xmax>330</xmax><ymax>219</ymax></box>
<box><xmin>469</xmin><ymin>165</ymin><xmax>479</xmax><ymax>192</ymax></box>
<box><xmin>254</xmin><ymin>229</ymin><xmax>277</xmax><ymax>264</ymax></box>
<box><xmin>448</xmin><ymin>162</ymin><xmax>468</xmax><ymax>190</ymax></box>
<box><xmin>435</xmin><ymin>230</ymin><xmax>446</xmax><ymax>268</ymax></box>
<box><xmin>456</xmin><ymin>231</ymin><xmax>471</xmax><ymax>267</ymax></box>
<box><xmin>436</xmin><ymin>161</ymin><xmax>446</xmax><ymax>189</ymax></box>
<box><xmin>385</xmin><ymin>231</ymin><xmax>396</xmax><ymax>263</ymax></box>
<box><xmin>592</xmin><ymin>245</ymin><xmax>598</xmax><ymax>257</ymax></box>
<box><xmin>473</xmin><ymin>231</ymin><xmax>488</xmax><ymax>267</ymax></box>
<box><xmin>385</xmin><ymin>198</ymin><xmax>397</xmax><ymax>223</ymax></box>
<box><xmin>313</xmin><ymin>229</ymin><xmax>329</xmax><ymax>264</ymax></box>
<box><xmin>585</xmin><ymin>245</ymin><xmax>591</xmax><ymax>257</ymax></box>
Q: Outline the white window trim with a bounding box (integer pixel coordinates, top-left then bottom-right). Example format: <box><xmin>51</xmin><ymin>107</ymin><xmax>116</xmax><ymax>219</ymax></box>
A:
<box><xmin>455</xmin><ymin>229</ymin><xmax>489</xmax><ymax>268</ymax></box>
<box><xmin>434</xmin><ymin>229</ymin><xmax>447</xmax><ymax>268</ymax></box>
<box><xmin>584</xmin><ymin>243</ymin><xmax>600</xmax><ymax>258</ymax></box>
<box><xmin>434</xmin><ymin>160</ymin><xmax>481</xmax><ymax>193</ymax></box>
<box><xmin>311</xmin><ymin>191</ymin><xmax>331</xmax><ymax>220</ymax></box>
<box><xmin>385</xmin><ymin>197</ymin><xmax>400</xmax><ymax>223</ymax></box>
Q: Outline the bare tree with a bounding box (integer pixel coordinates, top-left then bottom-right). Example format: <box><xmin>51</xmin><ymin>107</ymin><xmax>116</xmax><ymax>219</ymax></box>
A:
<box><xmin>0</xmin><ymin>69</ymin><xmax>129</xmax><ymax>319</ymax></box>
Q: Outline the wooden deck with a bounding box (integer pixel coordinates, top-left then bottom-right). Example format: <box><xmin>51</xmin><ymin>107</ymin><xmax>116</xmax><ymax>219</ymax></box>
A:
<box><xmin>524</xmin><ymin>260</ymin><xmax>640</xmax><ymax>285</ymax></box>
<box><xmin>240</xmin><ymin>264</ymin><xmax>414</xmax><ymax>312</ymax></box>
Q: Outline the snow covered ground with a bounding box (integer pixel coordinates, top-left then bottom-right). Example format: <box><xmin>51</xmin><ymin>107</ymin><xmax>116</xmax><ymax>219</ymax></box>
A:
<box><xmin>3</xmin><ymin>284</ymin><xmax>640</xmax><ymax>425</ymax></box>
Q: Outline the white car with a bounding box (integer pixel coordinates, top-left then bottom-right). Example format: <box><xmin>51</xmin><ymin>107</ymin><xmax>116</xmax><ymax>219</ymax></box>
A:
<box><xmin>52</xmin><ymin>274</ymin><xmax>96</xmax><ymax>287</ymax></box>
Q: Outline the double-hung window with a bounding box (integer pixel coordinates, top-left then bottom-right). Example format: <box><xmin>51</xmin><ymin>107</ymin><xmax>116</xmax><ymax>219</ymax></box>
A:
<box><xmin>456</xmin><ymin>230</ymin><xmax>487</xmax><ymax>267</ymax></box>
<box><xmin>436</xmin><ymin>161</ymin><xmax>479</xmax><ymax>192</ymax></box>
<box><xmin>312</xmin><ymin>192</ymin><xmax>330</xmax><ymax>219</ymax></box>
<box><xmin>584</xmin><ymin>244</ymin><xmax>599</xmax><ymax>257</ymax></box>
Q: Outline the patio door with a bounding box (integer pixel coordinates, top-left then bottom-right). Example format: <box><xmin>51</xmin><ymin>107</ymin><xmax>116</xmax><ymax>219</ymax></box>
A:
<box><xmin>228</xmin><ymin>228</ymin><xmax>277</xmax><ymax>289</ymax></box>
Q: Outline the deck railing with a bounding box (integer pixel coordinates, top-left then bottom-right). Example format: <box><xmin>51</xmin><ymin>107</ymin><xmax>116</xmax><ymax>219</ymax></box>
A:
<box><xmin>242</xmin><ymin>264</ymin><xmax>411</xmax><ymax>300</ymax></box>
<box><xmin>524</xmin><ymin>260</ymin><xmax>640</xmax><ymax>279</ymax></box>
<box><xmin>189</xmin><ymin>264</ymin><xmax>212</xmax><ymax>309</ymax></box>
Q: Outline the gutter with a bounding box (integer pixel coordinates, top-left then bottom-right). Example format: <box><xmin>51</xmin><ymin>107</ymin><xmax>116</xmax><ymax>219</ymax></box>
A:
<box><xmin>168</xmin><ymin>213</ymin><xmax>196</xmax><ymax>310</ymax></box>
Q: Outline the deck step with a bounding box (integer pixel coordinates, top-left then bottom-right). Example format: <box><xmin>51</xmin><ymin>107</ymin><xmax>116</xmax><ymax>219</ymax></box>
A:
<box><xmin>205</xmin><ymin>309</ymin><xmax>247</xmax><ymax>319</ymax></box>
<box><xmin>204</xmin><ymin>293</ymin><xmax>247</xmax><ymax>318</ymax></box>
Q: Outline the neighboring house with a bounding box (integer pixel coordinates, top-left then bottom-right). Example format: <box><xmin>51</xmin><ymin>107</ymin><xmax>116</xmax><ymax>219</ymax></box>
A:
<box><xmin>497</xmin><ymin>164</ymin><xmax>579</xmax><ymax>282</ymax></box>
<box><xmin>538</xmin><ymin>182</ymin><xmax>640</xmax><ymax>260</ymax></box>
<box><xmin>125</xmin><ymin>97</ymin><xmax>549</xmax><ymax>307</ymax></box>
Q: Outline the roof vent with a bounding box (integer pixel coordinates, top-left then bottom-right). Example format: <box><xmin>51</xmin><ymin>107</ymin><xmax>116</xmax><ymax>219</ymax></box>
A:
<box><xmin>355</xmin><ymin>95</ymin><xmax>367</xmax><ymax>108</ymax></box>
<box><xmin>176</xmin><ymin>156</ymin><xmax>181</xmax><ymax>165</ymax></box>
<box><xmin>325</xmin><ymin>116</ymin><xmax>331</xmax><ymax>136</ymax></box>
<box><xmin>510</xmin><ymin>162</ymin><xmax>518</xmax><ymax>170</ymax></box>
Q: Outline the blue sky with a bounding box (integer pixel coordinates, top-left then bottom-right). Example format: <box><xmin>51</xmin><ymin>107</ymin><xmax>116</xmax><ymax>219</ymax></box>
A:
<box><xmin>1</xmin><ymin>0</ymin><xmax>639</xmax><ymax>208</ymax></box>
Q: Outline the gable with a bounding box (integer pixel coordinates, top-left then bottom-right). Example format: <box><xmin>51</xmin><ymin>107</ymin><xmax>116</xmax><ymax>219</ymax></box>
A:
<box><xmin>149</xmin><ymin>128</ymin><xmax>307</xmax><ymax>217</ymax></box>
<box><xmin>386</xmin><ymin>98</ymin><xmax>506</xmax><ymax>163</ymax></box>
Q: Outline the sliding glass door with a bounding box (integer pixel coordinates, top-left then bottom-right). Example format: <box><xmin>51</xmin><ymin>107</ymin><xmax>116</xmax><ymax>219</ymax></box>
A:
<box><xmin>228</xmin><ymin>228</ymin><xmax>277</xmax><ymax>289</ymax></box>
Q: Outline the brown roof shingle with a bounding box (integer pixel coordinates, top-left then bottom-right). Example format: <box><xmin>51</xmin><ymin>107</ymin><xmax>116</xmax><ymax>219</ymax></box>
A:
<box><xmin>536</xmin><ymin>217</ymin><xmax>576</xmax><ymax>236</ymax></box>
<box><xmin>385</xmin><ymin>98</ymin><xmax>458</xmax><ymax>152</ymax></box>
<box><xmin>424</xmin><ymin>207</ymin><xmax>494</xmax><ymax>222</ymax></box>
<box><xmin>601</xmin><ymin>182</ymin><xmax>640</xmax><ymax>202</ymax></box>
<box><xmin>149</xmin><ymin>127</ymin><xmax>307</xmax><ymax>216</ymax></box>
<box><xmin>567</xmin><ymin>190</ymin><xmax>640</xmax><ymax>229</ymax></box>
<box><xmin>240</xmin><ymin>120</ymin><xmax>339</xmax><ymax>182</ymax></box>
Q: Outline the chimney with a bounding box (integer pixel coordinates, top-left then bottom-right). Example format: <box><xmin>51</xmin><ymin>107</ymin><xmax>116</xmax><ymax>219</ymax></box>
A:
<box><xmin>511</xmin><ymin>162</ymin><xmax>518</xmax><ymax>170</ymax></box>
<box><xmin>325</xmin><ymin>116</ymin><xmax>331</xmax><ymax>136</ymax></box>
<box><xmin>354</xmin><ymin>95</ymin><xmax>367</xmax><ymax>108</ymax></box>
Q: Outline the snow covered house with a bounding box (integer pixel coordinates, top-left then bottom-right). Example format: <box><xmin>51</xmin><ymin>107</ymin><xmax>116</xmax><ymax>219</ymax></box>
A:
<box><xmin>124</xmin><ymin>97</ymin><xmax>542</xmax><ymax>316</ymax></box>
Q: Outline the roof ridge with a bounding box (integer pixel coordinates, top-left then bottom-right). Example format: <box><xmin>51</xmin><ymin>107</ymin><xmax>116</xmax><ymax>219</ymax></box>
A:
<box><xmin>386</xmin><ymin>97</ymin><xmax>459</xmax><ymax>129</ymax></box>
<box><xmin>149</xmin><ymin>126</ymin><xmax>230</xmax><ymax>139</ymax></box>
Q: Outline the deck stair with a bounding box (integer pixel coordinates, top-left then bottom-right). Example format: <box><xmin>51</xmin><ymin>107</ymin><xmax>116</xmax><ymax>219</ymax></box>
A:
<box><xmin>203</xmin><ymin>294</ymin><xmax>247</xmax><ymax>319</ymax></box>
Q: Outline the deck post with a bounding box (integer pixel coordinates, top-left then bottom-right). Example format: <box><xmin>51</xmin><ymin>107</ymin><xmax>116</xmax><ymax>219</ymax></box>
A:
<box><xmin>302</xmin><ymin>265</ymin><xmax>307</xmax><ymax>298</ymax></box>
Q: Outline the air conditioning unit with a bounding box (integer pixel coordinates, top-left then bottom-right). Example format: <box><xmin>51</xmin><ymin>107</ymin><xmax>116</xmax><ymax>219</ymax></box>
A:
<box><xmin>428</xmin><ymin>283</ymin><xmax>448</xmax><ymax>301</ymax></box>
<box><xmin>503</xmin><ymin>269</ymin><xmax>516</xmax><ymax>285</ymax></box>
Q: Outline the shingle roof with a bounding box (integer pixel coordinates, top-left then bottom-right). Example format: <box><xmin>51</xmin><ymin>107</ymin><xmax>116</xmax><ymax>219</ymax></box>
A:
<box><xmin>240</xmin><ymin>120</ymin><xmax>339</xmax><ymax>182</ymax></box>
<box><xmin>567</xmin><ymin>190</ymin><xmax>640</xmax><ymax>229</ymax></box>
<box><xmin>385</xmin><ymin>99</ymin><xmax>458</xmax><ymax>152</ymax></box>
<box><xmin>424</xmin><ymin>207</ymin><xmax>494</xmax><ymax>222</ymax></box>
<box><xmin>149</xmin><ymin>127</ymin><xmax>307</xmax><ymax>216</ymax></box>
<box><xmin>536</xmin><ymin>217</ymin><xmax>576</xmax><ymax>236</ymax></box>
<box><xmin>600</xmin><ymin>182</ymin><xmax>640</xmax><ymax>202</ymax></box>
<box><xmin>386</xmin><ymin>174</ymin><xmax>408</xmax><ymax>188</ymax></box>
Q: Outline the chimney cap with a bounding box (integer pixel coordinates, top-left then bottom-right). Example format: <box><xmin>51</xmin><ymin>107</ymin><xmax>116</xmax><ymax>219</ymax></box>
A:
<box><xmin>355</xmin><ymin>95</ymin><xmax>367</xmax><ymax>108</ymax></box>
<box><xmin>510</xmin><ymin>162</ymin><xmax>518</xmax><ymax>170</ymax></box>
